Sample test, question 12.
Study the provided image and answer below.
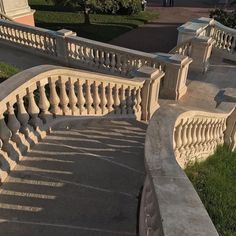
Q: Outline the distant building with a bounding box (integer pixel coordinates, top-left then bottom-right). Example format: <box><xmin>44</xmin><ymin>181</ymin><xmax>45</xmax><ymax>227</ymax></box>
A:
<box><xmin>0</xmin><ymin>0</ymin><xmax>35</xmax><ymax>26</ymax></box>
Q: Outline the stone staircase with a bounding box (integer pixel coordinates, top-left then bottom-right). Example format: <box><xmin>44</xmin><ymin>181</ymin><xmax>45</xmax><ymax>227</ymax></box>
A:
<box><xmin>0</xmin><ymin>119</ymin><xmax>146</xmax><ymax>236</ymax></box>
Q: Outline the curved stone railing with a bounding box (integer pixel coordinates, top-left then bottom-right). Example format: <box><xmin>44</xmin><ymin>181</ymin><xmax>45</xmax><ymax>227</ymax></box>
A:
<box><xmin>174</xmin><ymin>110</ymin><xmax>227</xmax><ymax>168</ymax></box>
<box><xmin>139</xmin><ymin>103</ymin><xmax>236</xmax><ymax>236</ymax></box>
<box><xmin>0</xmin><ymin>64</ymin><xmax>164</xmax><ymax>182</ymax></box>
<box><xmin>210</xmin><ymin>21</ymin><xmax>236</xmax><ymax>55</ymax></box>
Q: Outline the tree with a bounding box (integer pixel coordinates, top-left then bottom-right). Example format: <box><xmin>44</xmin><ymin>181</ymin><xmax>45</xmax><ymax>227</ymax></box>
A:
<box><xmin>47</xmin><ymin>0</ymin><xmax>142</xmax><ymax>24</ymax></box>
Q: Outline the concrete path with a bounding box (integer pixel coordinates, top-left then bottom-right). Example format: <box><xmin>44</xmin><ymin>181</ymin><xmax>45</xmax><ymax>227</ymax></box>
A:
<box><xmin>110</xmin><ymin>0</ymin><xmax>217</xmax><ymax>53</ymax></box>
<box><xmin>0</xmin><ymin>119</ymin><xmax>146</xmax><ymax>236</ymax></box>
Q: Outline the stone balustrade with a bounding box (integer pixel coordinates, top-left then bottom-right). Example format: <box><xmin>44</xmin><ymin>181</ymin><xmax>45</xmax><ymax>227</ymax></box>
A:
<box><xmin>0</xmin><ymin>19</ymin><xmax>192</xmax><ymax>101</ymax></box>
<box><xmin>174</xmin><ymin>110</ymin><xmax>227</xmax><ymax>168</ymax></box>
<box><xmin>140</xmin><ymin>102</ymin><xmax>236</xmax><ymax>236</ymax></box>
<box><xmin>0</xmin><ymin>64</ymin><xmax>164</xmax><ymax>183</ymax></box>
<box><xmin>177</xmin><ymin>17</ymin><xmax>236</xmax><ymax>63</ymax></box>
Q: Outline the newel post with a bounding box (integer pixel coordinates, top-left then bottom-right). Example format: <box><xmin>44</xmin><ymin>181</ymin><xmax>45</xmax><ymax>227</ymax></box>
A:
<box><xmin>157</xmin><ymin>53</ymin><xmax>192</xmax><ymax>100</ymax></box>
<box><xmin>190</xmin><ymin>36</ymin><xmax>215</xmax><ymax>73</ymax></box>
<box><xmin>135</xmin><ymin>66</ymin><xmax>164</xmax><ymax>121</ymax></box>
<box><xmin>224</xmin><ymin>108</ymin><xmax>236</xmax><ymax>151</ymax></box>
<box><xmin>56</xmin><ymin>29</ymin><xmax>76</xmax><ymax>64</ymax></box>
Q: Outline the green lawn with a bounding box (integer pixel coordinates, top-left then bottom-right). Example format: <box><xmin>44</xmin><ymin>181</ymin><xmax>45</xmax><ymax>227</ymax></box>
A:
<box><xmin>29</xmin><ymin>0</ymin><xmax>159</xmax><ymax>42</ymax></box>
<box><xmin>0</xmin><ymin>62</ymin><xmax>20</xmax><ymax>82</ymax></box>
<box><xmin>185</xmin><ymin>146</ymin><xmax>236</xmax><ymax>236</ymax></box>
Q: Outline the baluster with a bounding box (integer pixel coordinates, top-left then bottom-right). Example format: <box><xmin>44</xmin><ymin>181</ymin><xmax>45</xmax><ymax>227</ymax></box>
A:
<box><xmin>230</xmin><ymin>37</ymin><xmax>236</xmax><ymax>54</ymax></box>
<box><xmin>77</xmin><ymin>79</ymin><xmax>86</xmax><ymax>115</ymax></box>
<box><xmin>38</xmin><ymin>81</ymin><xmax>51</xmax><ymax>123</ymax></box>
<box><xmin>116</xmin><ymin>53</ymin><xmax>121</xmax><ymax>73</ymax></box>
<box><xmin>59</xmin><ymin>77</ymin><xmax>70</xmax><ymax>115</ymax></box>
<box><xmin>89</xmin><ymin>48</ymin><xmax>95</xmax><ymax>66</ymax></box>
<box><xmin>186</xmin><ymin>119</ymin><xmax>193</xmax><ymax>156</ymax></box>
<box><xmin>205</xmin><ymin>119</ymin><xmax>211</xmax><ymax>152</ymax></box>
<box><xmin>93</xmin><ymin>81</ymin><xmax>101</xmax><ymax>115</ymax></box>
<box><xmin>174</xmin><ymin>120</ymin><xmax>183</xmax><ymax>159</ymax></box>
<box><xmin>134</xmin><ymin>86</ymin><xmax>142</xmax><ymax>119</ymax></box>
<box><xmin>114</xmin><ymin>84</ymin><xmax>121</xmax><ymax>115</ymax></box>
<box><xmin>27</xmin><ymin>88</ymin><xmax>43</xmax><ymax>131</ymax></box>
<box><xmin>180</xmin><ymin>119</ymin><xmax>188</xmax><ymax>157</ymax></box>
<box><xmin>0</xmin><ymin>113</ymin><xmax>21</xmax><ymax>162</ymax></box>
<box><xmin>126</xmin><ymin>86</ymin><xmax>133</xmax><ymax>115</ymax></box>
<box><xmin>110</xmin><ymin>54</ymin><xmax>116</xmax><ymax>73</ymax></box>
<box><xmin>107</xmin><ymin>83</ymin><xmax>114</xmax><ymax>113</ymax></box>
<box><xmin>16</xmin><ymin>95</ymin><xmax>34</xmax><ymax>141</ymax></box>
<box><xmin>68</xmin><ymin>77</ymin><xmax>79</xmax><ymax>115</ymax></box>
<box><xmin>191</xmin><ymin>119</ymin><xmax>198</xmax><ymax>155</ymax></box>
<box><xmin>85</xmin><ymin>80</ymin><xmax>93</xmax><ymax>115</ymax></box>
<box><xmin>49</xmin><ymin>77</ymin><xmax>61</xmax><ymax>116</ymax></box>
<box><xmin>94</xmin><ymin>49</ymin><xmax>100</xmax><ymax>67</ymax></box>
<box><xmin>120</xmin><ymin>85</ymin><xmax>127</xmax><ymax>115</ymax></box>
<box><xmin>105</xmin><ymin>51</ymin><xmax>110</xmax><ymax>70</ymax></box>
<box><xmin>7</xmin><ymin>102</ymin><xmax>29</xmax><ymax>153</ymax></box>
<box><xmin>201</xmin><ymin>119</ymin><xmax>208</xmax><ymax>152</ymax></box>
<box><xmin>212</xmin><ymin>119</ymin><xmax>218</xmax><ymax>149</ymax></box>
<box><xmin>100</xmin><ymin>82</ymin><xmax>108</xmax><ymax>115</ymax></box>
<box><xmin>121</xmin><ymin>56</ymin><xmax>128</xmax><ymax>75</ymax></box>
<box><xmin>100</xmin><ymin>51</ymin><xmax>105</xmax><ymax>69</ymax></box>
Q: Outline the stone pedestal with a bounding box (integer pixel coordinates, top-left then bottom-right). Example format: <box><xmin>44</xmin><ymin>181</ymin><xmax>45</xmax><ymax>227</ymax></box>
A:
<box><xmin>0</xmin><ymin>0</ymin><xmax>35</xmax><ymax>26</ymax></box>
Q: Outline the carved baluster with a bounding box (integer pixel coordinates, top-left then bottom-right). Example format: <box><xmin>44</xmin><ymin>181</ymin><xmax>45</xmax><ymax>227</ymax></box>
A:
<box><xmin>212</xmin><ymin>119</ymin><xmax>218</xmax><ymax>149</ymax></box>
<box><xmin>68</xmin><ymin>77</ymin><xmax>79</xmax><ymax>115</ymax></box>
<box><xmin>100</xmin><ymin>51</ymin><xmax>105</xmax><ymax>69</ymax></box>
<box><xmin>7</xmin><ymin>102</ymin><xmax>29</xmax><ymax>153</ymax></box>
<box><xmin>107</xmin><ymin>83</ymin><xmax>114</xmax><ymax>113</ymax></box>
<box><xmin>134</xmin><ymin>87</ymin><xmax>142</xmax><ymax>119</ymax></box>
<box><xmin>191</xmin><ymin>119</ymin><xmax>198</xmax><ymax>155</ymax></box>
<box><xmin>59</xmin><ymin>77</ymin><xmax>70</xmax><ymax>115</ymax></box>
<box><xmin>201</xmin><ymin>119</ymin><xmax>208</xmax><ymax>152</ymax></box>
<box><xmin>93</xmin><ymin>81</ymin><xmax>101</xmax><ymax>115</ymax></box>
<box><xmin>180</xmin><ymin>119</ymin><xmax>188</xmax><ymax>157</ymax></box>
<box><xmin>116</xmin><ymin>53</ymin><xmax>121</xmax><ymax>73</ymax></box>
<box><xmin>38</xmin><ymin>81</ymin><xmax>51</xmax><ymax>124</ymax></box>
<box><xmin>186</xmin><ymin>119</ymin><xmax>193</xmax><ymax>156</ymax></box>
<box><xmin>219</xmin><ymin>118</ymin><xmax>226</xmax><ymax>144</ymax></box>
<box><xmin>27</xmin><ymin>88</ymin><xmax>43</xmax><ymax>131</ymax></box>
<box><xmin>95</xmin><ymin>49</ymin><xmax>100</xmax><ymax>67</ymax></box>
<box><xmin>100</xmin><ymin>82</ymin><xmax>108</xmax><ymax>115</ymax></box>
<box><xmin>120</xmin><ymin>85</ymin><xmax>127</xmax><ymax>115</ymax></box>
<box><xmin>105</xmin><ymin>51</ymin><xmax>110</xmax><ymax>70</ymax></box>
<box><xmin>85</xmin><ymin>80</ymin><xmax>93</xmax><ymax>115</ymax></box>
<box><xmin>174</xmin><ymin>120</ymin><xmax>183</xmax><ymax>159</ymax></box>
<box><xmin>0</xmin><ymin>113</ymin><xmax>21</xmax><ymax>162</ymax></box>
<box><xmin>77</xmin><ymin>79</ymin><xmax>86</xmax><ymax>115</ymax></box>
<box><xmin>121</xmin><ymin>56</ymin><xmax>128</xmax><ymax>75</ymax></box>
<box><xmin>89</xmin><ymin>48</ymin><xmax>95</xmax><ymax>66</ymax></box>
<box><xmin>230</xmin><ymin>36</ymin><xmax>236</xmax><ymax>54</ymax></box>
<box><xmin>113</xmin><ymin>84</ymin><xmax>121</xmax><ymax>115</ymax></box>
<box><xmin>126</xmin><ymin>86</ymin><xmax>133</xmax><ymax>115</ymax></box>
<box><xmin>110</xmin><ymin>54</ymin><xmax>116</xmax><ymax>73</ymax></box>
<box><xmin>49</xmin><ymin>77</ymin><xmax>61</xmax><ymax>116</ymax></box>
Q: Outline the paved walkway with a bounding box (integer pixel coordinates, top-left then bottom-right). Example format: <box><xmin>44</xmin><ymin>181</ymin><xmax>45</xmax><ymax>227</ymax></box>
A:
<box><xmin>0</xmin><ymin>119</ymin><xmax>146</xmax><ymax>236</ymax></box>
<box><xmin>110</xmin><ymin>0</ymin><xmax>217</xmax><ymax>53</ymax></box>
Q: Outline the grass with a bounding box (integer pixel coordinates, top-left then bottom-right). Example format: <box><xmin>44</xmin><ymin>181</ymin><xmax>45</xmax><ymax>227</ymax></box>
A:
<box><xmin>0</xmin><ymin>62</ymin><xmax>20</xmax><ymax>82</ymax></box>
<box><xmin>29</xmin><ymin>0</ymin><xmax>159</xmax><ymax>42</ymax></box>
<box><xmin>185</xmin><ymin>146</ymin><xmax>236</xmax><ymax>236</ymax></box>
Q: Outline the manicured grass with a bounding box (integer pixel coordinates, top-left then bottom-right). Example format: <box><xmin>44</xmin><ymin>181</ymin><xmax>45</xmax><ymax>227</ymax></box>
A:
<box><xmin>185</xmin><ymin>146</ymin><xmax>236</xmax><ymax>236</ymax></box>
<box><xmin>29</xmin><ymin>0</ymin><xmax>159</xmax><ymax>42</ymax></box>
<box><xmin>0</xmin><ymin>62</ymin><xmax>20</xmax><ymax>82</ymax></box>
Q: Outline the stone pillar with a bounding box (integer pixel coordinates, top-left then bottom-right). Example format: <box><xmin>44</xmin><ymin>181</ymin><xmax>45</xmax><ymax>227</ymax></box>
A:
<box><xmin>225</xmin><ymin>108</ymin><xmax>236</xmax><ymax>151</ymax></box>
<box><xmin>190</xmin><ymin>36</ymin><xmax>215</xmax><ymax>73</ymax></box>
<box><xmin>157</xmin><ymin>53</ymin><xmax>192</xmax><ymax>100</ymax></box>
<box><xmin>56</xmin><ymin>29</ymin><xmax>77</xmax><ymax>64</ymax></box>
<box><xmin>135</xmin><ymin>66</ymin><xmax>164</xmax><ymax>121</ymax></box>
<box><xmin>0</xmin><ymin>0</ymin><xmax>35</xmax><ymax>26</ymax></box>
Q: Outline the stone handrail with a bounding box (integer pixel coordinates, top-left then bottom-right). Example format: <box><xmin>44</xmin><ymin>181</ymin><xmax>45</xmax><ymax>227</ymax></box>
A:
<box><xmin>0</xmin><ymin>19</ymin><xmax>57</xmax><ymax>56</ymax></box>
<box><xmin>0</xmin><ymin>64</ymin><xmax>164</xmax><ymax>182</ymax></box>
<box><xmin>139</xmin><ymin>102</ymin><xmax>236</xmax><ymax>236</ymax></box>
<box><xmin>210</xmin><ymin>21</ymin><xmax>236</xmax><ymax>55</ymax></box>
<box><xmin>0</xmin><ymin>19</ymin><xmax>192</xmax><ymax>100</ymax></box>
<box><xmin>0</xmin><ymin>12</ymin><xmax>13</xmax><ymax>21</ymax></box>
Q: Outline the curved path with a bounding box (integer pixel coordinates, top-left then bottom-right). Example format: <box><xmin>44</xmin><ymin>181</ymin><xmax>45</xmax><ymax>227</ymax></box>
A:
<box><xmin>0</xmin><ymin>119</ymin><xmax>146</xmax><ymax>236</ymax></box>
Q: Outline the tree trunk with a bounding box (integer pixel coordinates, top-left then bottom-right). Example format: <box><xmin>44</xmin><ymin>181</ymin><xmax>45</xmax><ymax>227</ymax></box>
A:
<box><xmin>84</xmin><ymin>6</ymin><xmax>91</xmax><ymax>24</ymax></box>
